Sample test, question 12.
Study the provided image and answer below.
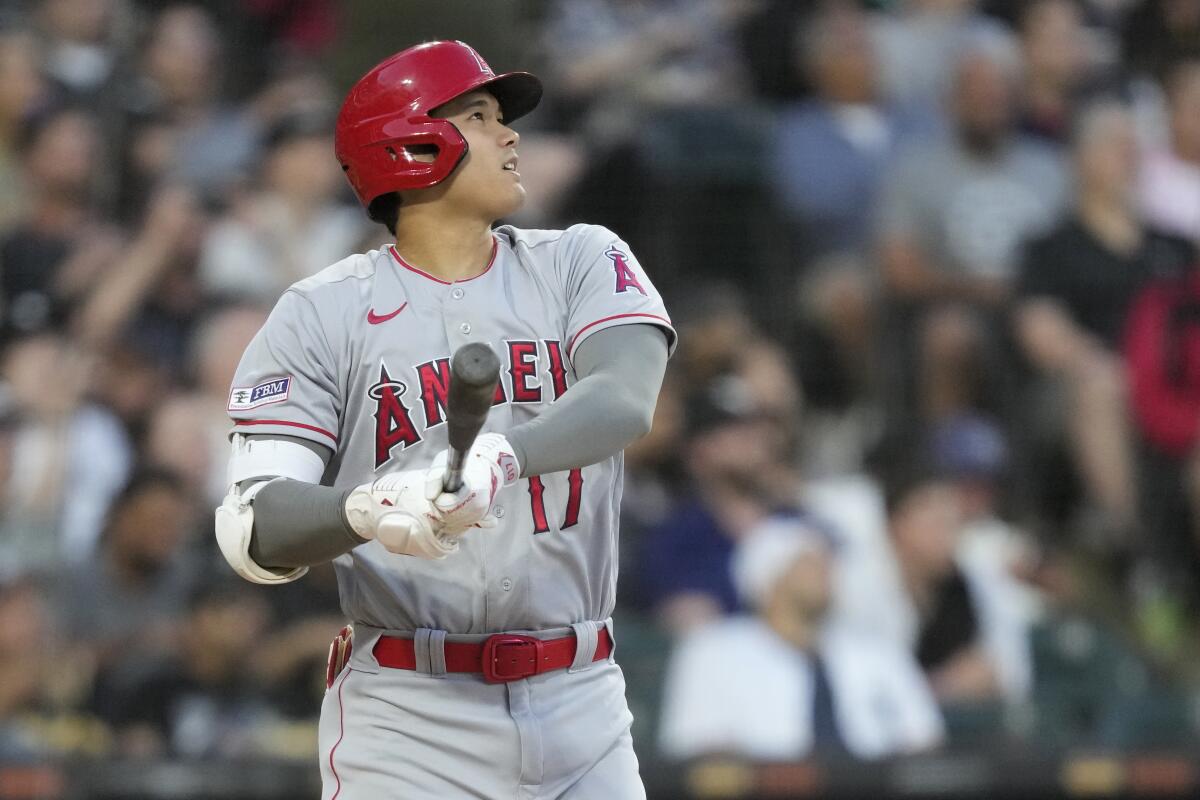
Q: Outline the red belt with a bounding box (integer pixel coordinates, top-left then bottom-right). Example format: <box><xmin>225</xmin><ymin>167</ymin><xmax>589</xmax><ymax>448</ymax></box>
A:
<box><xmin>373</xmin><ymin>628</ymin><xmax>613</xmax><ymax>684</ymax></box>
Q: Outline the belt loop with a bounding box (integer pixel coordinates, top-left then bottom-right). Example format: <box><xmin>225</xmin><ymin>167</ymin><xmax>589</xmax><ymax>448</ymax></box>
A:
<box><xmin>567</xmin><ymin>621</ymin><xmax>599</xmax><ymax>673</ymax></box>
<box><xmin>427</xmin><ymin>629</ymin><xmax>447</xmax><ymax>677</ymax></box>
<box><xmin>413</xmin><ymin>629</ymin><xmax>433</xmax><ymax>674</ymax></box>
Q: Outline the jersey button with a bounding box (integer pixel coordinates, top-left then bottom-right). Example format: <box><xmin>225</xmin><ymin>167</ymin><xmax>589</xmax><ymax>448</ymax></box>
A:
<box><xmin>451</xmin><ymin>288</ymin><xmax>464</xmax><ymax>300</ymax></box>
<box><xmin>493</xmin><ymin>506</ymin><xmax>505</xmax><ymax>519</ymax></box>
<box><xmin>459</xmin><ymin>322</ymin><xmax>471</xmax><ymax>334</ymax></box>
<box><xmin>501</xmin><ymin>578</ymin><xmax>513</xmax><ymax>592</ymax></box>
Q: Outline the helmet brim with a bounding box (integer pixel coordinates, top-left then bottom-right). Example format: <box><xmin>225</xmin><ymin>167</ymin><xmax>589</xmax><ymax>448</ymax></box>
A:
<box><xmin>476</xmin><ymin>71</ymin><xmax>543</xmax><ymax>125</ymax></box>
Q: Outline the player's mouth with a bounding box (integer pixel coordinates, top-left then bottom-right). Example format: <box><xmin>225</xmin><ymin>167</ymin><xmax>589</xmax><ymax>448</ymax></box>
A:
<box><xmin>502</xmin><ymin>155</ymin><xmax>520</xmax><ymax>178</ymax></box>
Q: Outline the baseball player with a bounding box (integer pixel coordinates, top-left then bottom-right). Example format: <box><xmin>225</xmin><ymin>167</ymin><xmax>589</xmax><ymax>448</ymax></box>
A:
<box><xmin>214</xmin><ymin>41</ymin><xmax>675</xmax><ymax>799</ymax></box>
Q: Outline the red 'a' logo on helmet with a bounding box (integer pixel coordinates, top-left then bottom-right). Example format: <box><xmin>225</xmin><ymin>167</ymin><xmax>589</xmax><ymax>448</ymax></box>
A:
<box><xmin>606</xmin><ymin>247</ymin><xmax>647</xmax><ymax>296</ymax></box>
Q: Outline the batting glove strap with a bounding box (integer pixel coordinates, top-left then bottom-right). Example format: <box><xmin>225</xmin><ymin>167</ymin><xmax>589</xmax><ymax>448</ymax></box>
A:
<box><xmin>472</xmin><ymin>433</ymin><xmax>521</xmax><ymax>486</ymax></box>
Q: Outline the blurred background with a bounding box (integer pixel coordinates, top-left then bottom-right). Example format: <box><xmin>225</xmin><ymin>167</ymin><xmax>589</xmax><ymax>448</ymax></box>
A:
<box><xmin>1</xmin><ymin>0</ymin><xmax>1200</xmax><ymax>797</ymax></box>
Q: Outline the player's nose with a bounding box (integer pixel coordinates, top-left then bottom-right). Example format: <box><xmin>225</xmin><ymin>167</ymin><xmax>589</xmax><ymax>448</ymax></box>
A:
<box><xmin>500</xmin><ymin>126</ymin><xmax>519</xmax><ymax>148</ymax></box>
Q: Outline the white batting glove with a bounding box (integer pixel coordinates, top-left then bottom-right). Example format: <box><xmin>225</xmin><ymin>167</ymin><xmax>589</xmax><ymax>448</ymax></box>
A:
<box><xmin>425</xmin><ymin>433</ymin><xmax>521</xmax><ymax>535</ymax></box>
<box><xmin>344</xmin><ymin>469</ymin><xmax>458</xmax><ymax>559</ymax></box>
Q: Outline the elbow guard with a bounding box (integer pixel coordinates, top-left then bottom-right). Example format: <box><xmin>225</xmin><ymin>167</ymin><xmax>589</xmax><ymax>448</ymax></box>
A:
<box><xmin>215</xmin><ymin>432</ymin><xmax>325</xmax><ymax>585</ymax></box>
<box><xmin>215</xmin><ymin>478</ymin><xmax>308</xmax><ymax>585</ymax></box>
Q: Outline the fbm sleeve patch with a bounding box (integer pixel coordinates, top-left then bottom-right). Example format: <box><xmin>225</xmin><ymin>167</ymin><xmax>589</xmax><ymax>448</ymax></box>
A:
<box><xmin>228</xmin><ymin>376</ymin><xmax>292</xmax><ymax>411</ymax></box>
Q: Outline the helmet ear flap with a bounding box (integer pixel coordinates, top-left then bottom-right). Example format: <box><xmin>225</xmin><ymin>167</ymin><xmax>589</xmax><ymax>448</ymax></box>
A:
<box><xmin>343</xmin><ymin>117</ymin><xmax>467</xmax><ymax>206</ymax></box>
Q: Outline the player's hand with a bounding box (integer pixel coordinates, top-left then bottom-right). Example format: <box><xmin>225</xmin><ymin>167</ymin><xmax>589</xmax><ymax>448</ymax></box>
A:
<box><xmin>344</xmin><ymin>469</ymin><xmax>458</xmax><ymax>559</ymax></box>
<box><xmin>425</xmin><ymin>433</ymin><xmax>521</xmax><ymax>535</ymax></box>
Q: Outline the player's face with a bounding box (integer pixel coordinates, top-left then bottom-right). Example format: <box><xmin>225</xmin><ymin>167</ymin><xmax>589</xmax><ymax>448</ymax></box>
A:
<box><xmin>432</xmin><ymin>90</ymin><xmax>525</xmax><ymax>220</ymax></box>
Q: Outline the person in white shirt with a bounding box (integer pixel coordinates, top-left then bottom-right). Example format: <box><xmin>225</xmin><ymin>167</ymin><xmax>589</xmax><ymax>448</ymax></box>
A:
<box><xmin>1138</xmin><ymin>60</ymin><xmax>1200</xmax><ymax>244</ymax></box>
<box><xmin>657</xmin><ymin>515</ymin><xmax>944</xmax><ymax>762</ymax></box>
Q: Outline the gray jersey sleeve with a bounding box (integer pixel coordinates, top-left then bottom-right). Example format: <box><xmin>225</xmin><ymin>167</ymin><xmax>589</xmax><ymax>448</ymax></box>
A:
<box><xmin>561</xmin><ymin>225</ymin><xmax>677</xmax><ymax>361</ymax></box>
<box><xmin>226</xmin><ymin>289</ymin><xmax>342</xmax><ymax>450</ymax></box>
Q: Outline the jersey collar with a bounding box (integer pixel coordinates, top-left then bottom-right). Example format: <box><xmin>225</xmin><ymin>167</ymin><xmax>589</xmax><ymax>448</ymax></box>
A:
<box><xmin>389</xmin><ymin>236</ymin><xmax>499</xmax><ymax>285</ymax></box>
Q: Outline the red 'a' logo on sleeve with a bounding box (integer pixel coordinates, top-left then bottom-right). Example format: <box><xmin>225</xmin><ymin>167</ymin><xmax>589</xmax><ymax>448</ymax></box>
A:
<box><xmin>606</xmin><ymin>246</ymin><xmax>648</xmax><ymax>296</ymax></box>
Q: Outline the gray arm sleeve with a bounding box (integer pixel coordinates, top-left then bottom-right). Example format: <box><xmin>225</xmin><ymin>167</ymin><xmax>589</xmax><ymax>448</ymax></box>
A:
<box><xmin>241</xmin><ymin>435</ymin><xmax>367</xmax><ymax>569</ymax></box>
<box><xmin>506</xmin><ymin>323</ymin><xmax>669</xmax><ymax>476</ymax></box>
<box><xmin>249</xmin><ymin>480</ymin><xmax>364</xmax><ymax>569</ymax></box>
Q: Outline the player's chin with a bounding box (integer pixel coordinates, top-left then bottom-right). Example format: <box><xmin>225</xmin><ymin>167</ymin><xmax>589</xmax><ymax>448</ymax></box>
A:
<box><xmin>492</xmin><ymin>183</ymin><xmax>527</xmax><ymax>216</ymax></box>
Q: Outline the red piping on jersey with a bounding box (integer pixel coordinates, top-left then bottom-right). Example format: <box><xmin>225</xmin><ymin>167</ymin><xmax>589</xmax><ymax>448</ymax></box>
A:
<box><xmin>328</xmin><ymin>669</ymin><xmax>350</xmax><ymax>800</ymax></box>
<box><xmin>234</xmin><ymin>419</ymin><xmax>337</xmax><ymax>443</ymax></box>
<box><xmin>389</xmin><ymin>237</ymin><xmax>498</xmax><ymax>285</ymax></box>
<box><xmin>566</xmin><ymin>313</ymin><xmax>674</xmax><ymax>358</ymax></box>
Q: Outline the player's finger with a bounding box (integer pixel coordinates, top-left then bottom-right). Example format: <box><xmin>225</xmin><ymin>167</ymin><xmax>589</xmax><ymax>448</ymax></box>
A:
<box><xmin>434</xmin><ymin>489</ymin><xmax>474</xmax><ymax>514</ymax></box>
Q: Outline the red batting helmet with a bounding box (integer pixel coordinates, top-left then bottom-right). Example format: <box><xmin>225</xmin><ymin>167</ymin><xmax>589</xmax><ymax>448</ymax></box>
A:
<box><xmin>334</xmin><ymin>40</ymin><xmax>542</xmax><ymax>207</ymax></box>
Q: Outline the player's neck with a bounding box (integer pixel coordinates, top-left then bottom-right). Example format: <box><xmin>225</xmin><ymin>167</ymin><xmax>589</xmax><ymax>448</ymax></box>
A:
<box><xmin>393</xmin><ymin>210</ymin><xmax>496</xmax><ymax>282</ymax></box>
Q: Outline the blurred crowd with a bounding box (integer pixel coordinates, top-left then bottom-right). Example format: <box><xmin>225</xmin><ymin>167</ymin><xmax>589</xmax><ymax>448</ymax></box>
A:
<box><xmin>2</xmin><ymin>0</ymin><xmax>1200</xmax><ymax>773</ymax></box>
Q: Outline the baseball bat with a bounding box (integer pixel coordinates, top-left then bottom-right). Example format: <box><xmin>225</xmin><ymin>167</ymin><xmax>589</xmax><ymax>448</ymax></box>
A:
<box><xmin>443</xmin><ymin>342</ymin><xmax>502</xmax><ymax>493</ymax></box>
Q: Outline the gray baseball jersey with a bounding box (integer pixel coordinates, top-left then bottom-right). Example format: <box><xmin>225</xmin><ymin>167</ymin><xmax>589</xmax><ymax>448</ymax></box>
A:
<box><xmin>228</xmin><ymin>223</ymin><xmax>675</xmax><ymax>634</ymax></box>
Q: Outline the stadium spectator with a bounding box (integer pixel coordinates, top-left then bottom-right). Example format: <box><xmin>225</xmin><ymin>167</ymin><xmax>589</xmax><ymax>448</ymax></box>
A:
<box><xmin>877</xmin><ymin>33</ymin><xmax>1068</xmax><ymax>309</ymax></box>
<box><xmin>880</xmin><ymin>458</ymin><xmax>1035</xmax><ymax>704</ymax></box>
<box><xmin>787</xmin><ymin>252</ymin><xmax>884</xmax><ymax>478</ymax></box>
<box><xmin>1015</xmin><ymin>0</ymin><xmax>1097</xmax><ymax>145</ymax></box>
<box><xmin>540</xmin><ymin>0</ymin><xmax>765</xmax><ymax>273</ymax></box>
<box><xmin>1121</xmin><ymin>0</ymin><xmax>1200</xmax><ymax>86</ymax></box>
<box><xmin>100</xmin><ymin>576</ymin><xmax>278</xmax><ymax>758</ymax></box>
<box><xmin>771</xmin><ymin>1</ymin><xmax>935</xmax><ymax>257</ymax></box>
<box><xmin>0</xmin><ymin>333</ymin><xmax>130</xmax><ymax>570</ymax></box>
<box><xmin>198</xmin><ymin>112</ymin><xmax>366</xmax><ymax>303</ymax></box>
<box><xmin>0</xmin><ymin>106</ymin><xmax>110</xmax><ymax>340</ymax></box>
<box><xmin>144</xmin><ymin>304</ymin><xmax>270</xmax><ymax>507</ymax></box>
<box><xmin>926</xmin><ymin>413</ymin><xmax>1044</xmax><ymax>629</ymax></box>
<box><xmin>0</xmin><ymin>576</ymin><xmax>106</xmax><ymax>758</ymax></box>
<box><xmin>1138</xmin><ymin>59</ymin><xmax>1200</xmax><ymax>245</ymax></box>
<box><xmin>658</xmin><ymin>516</ymin><xmax>944</xmax><ymax>761</ymax></box>
<box><xmin>872</xmin><ymin>0</ymin><xmax>1010</xmax><ymax>114</ymax></box>
<box><xmin>1124</xmin><ymin>261</ymin><xmax>1200</xmax><ymax>633</ymax></box>
<box><xmin>248</xmin><ymin>562</ymin><xmax>345</xmax><ymax>721</ymax></box>
<box><xmin>0</xmin><ymin>28</ymin><xmax>47</xmax><ymax>230</ymax></box>
<box><xmin>540</xmin><ymin>0</ymin><xmax>756</xmax><ymax>138</ymax></box>
<box><xmin>875</xmin><ymin>33</ymin><xmax>1068</xmax><ymax>427</ymax></box>
<box><xmin>637</xmin><ymin>371</ymin><xmax>800</xmax><ymax>633</ymax></box>
<box><xmin>34</xmin><ymin>0</ymin><xmax>118</xmax><ymax>104</ymax></box>
<box><xmin>1015</xmin><ymin>102</ymin><xmax>1195</xmax><ymax>539</ymax></box>
<box><xmin>130</xmin><ymin>5</ymin><xmax>259</xmax><ymax>204</ymax></box>
<box><xmin>617</xmin><ymin>372</ymin><xmax>686</xmax><ymax>612</ymax></box>
<box><xmin>58</xmin><ymin>469</ymin><xmax>204</xmax><ymax>707</ymax></box>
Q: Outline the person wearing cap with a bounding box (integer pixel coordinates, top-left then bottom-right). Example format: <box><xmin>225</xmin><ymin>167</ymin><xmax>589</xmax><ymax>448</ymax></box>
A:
<box><xmin>657</xmin><ymin>515</ymin><xmax>943</xmax><ymax>762</ymax></box>
<box><xmin>877</xmin><ymin>453</ymin><xmax>1036</xmax><ymax>705</ymax></box>
<box><xmin>636</xmin><ymin>371</ymin><xmax>800</xmax><ymax>633</ymax></box>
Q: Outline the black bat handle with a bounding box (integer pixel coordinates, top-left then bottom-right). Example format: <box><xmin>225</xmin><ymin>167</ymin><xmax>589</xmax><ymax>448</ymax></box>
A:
<box><xmin>443</xmin><ymin>342</ymin><xmax>501</xmax><ymax>493</ymax></box>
